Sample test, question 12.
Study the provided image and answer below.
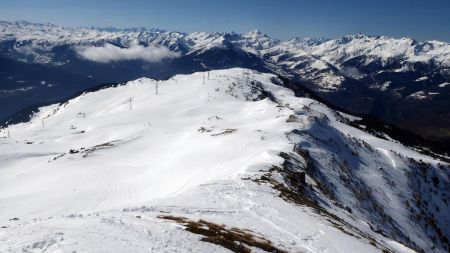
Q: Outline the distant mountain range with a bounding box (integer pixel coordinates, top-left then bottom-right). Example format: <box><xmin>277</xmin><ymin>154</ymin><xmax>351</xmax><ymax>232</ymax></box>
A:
<box><xmin>1</xmin><ymin>20</ymin><xmax>449</xmax><ymax>141</ymax></box>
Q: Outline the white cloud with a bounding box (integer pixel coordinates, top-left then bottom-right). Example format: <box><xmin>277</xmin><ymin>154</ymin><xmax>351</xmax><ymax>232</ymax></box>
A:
<box><xmin>76</xmin><ymin>43</ymin><xmax>180</xmax><ymax>63</ymax></box>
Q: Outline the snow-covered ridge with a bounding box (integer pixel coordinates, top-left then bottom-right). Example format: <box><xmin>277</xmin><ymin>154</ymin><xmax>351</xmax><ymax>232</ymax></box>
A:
<box><xmin>2</xmin><ymin>20</ymin><xmax>448</xmax><ymax>55</ymax></box>
<box><xmin>308</xmin><ymin>35</ymin><xmax>450</xmax><ymax>67</ymax></box>
<box><xmin>2</xmin><ymin>20</ymin><xmax>449</xmax><ymax>96</ymax></box>
<box><xmin>0</xmin><ymin>69</ymin><xmax>448</xmax><ymax>252</ymax></box>
<box><xmin>1</xmin><ymin>20</ymin><xmax>449</xmax><ymax>67</ymax></box>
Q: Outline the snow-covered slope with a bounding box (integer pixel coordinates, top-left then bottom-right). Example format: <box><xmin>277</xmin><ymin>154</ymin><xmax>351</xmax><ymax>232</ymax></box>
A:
<box><xmin>306</xmin><ymin>35</ymin><xmax>450</xmax><ymax>70</ymax></box>
<box><xmin>0</xmin><ymin>69</ymin><xmax>448</xmax><ymax>253</ymax></box>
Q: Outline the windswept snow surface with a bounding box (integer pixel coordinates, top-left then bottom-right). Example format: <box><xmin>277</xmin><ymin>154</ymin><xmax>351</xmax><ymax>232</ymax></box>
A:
<box><xmin>0</xmin><ymin>69</ymin><xmax>448</xmax><ymax>252</ymax></box>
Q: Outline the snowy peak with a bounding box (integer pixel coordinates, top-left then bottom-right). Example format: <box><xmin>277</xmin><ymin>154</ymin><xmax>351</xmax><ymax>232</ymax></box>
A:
<box><xmin>243</xmin><ymin>29</ymin><xmax>269</xmax><ymax>40</ymax></box>
<box><xmin>244</xmin><ymin>29</ymin><xmax>263</xmax><ymax>37</ymax></box>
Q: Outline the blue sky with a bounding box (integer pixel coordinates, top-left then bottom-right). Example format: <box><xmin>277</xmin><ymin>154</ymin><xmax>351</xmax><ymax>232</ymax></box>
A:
<box><xmin>0</xmin><ymin>0</ymin><xmax>449</xmax><ymax>41</ymax></box>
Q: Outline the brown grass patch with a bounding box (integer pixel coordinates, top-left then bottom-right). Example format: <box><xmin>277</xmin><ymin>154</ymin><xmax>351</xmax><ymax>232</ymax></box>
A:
<box><xmin>158</xmin><ymin>215</ymin><xmax>287</xmax><ymax>253</ymax></box>
<box><xmin>211</xmin><ymin>129</ymin><xmax>237</xmax><ymax>136</ymax></box>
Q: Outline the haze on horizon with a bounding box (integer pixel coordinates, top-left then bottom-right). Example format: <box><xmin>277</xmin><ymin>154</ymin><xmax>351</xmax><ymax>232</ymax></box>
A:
<box><xmin>0</xmin><ymin>0</ymin><xmax>449</xmax><ymax>42</ymax></box>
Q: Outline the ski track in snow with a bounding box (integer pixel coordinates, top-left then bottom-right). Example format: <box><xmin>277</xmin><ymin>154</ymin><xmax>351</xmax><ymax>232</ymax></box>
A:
<box><xmin>376</xmin><ymin>148</ymin><xmax>397</xmax><ymax>168</ymax></box>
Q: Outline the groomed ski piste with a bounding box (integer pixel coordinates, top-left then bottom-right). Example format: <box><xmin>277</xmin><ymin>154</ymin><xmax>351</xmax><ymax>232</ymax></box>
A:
<box><xmin>0</xmin><ymin>69</ymin><xmax>448</xmax><ymax>253</ymax></box>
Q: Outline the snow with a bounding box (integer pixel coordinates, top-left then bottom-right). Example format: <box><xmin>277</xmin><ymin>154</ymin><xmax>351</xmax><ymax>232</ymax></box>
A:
<box><xmin>0</xmin><ymin>68</ymin><xmax>447</xmax><ymax>252</ymax></box>
<box><xmin>307</xmin><ymin>35</ymin><xmax>450</xmax><ymax>68</ymax></box>
<box><xmin>415</xmin><ymin>76</ymin><xmax>428</xmax><ymax>82</ymax></box>
<box><xmin>298</xmin><ymin>102</ymin><xmax>449</xmax><ymax>252</ymax></box>
<box><xmin>337</xmin><ymin>111</ymin><xmax>362</xmax><ymax>122</ymax></box>
<box><xmin>407</xmin><ymin>91</ymin><xmax>440</xmax><ymax>99</ymax></box>
<box><xmin>378</xmin><ymin>81</ymin><xmax>391</xmax><ymax>91</ymax></box>
<box><xmin>408</xmin><ymin>91</ymin><xmax>428</xmax><ymax>99</ymax></box>
<box><xmin>0</xmin><ymin>70</ymin><xmax>291</xmax><ymax>219</ymax></box>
